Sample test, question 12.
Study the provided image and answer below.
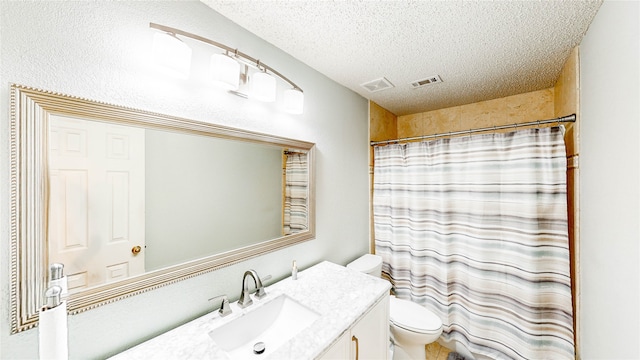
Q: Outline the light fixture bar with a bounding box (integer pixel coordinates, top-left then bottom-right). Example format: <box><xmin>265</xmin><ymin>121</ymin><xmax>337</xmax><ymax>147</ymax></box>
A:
<box><xmin>149</xmin><ymin>22</ymin><xmax>303</xmax><ymax>92</ymax></box>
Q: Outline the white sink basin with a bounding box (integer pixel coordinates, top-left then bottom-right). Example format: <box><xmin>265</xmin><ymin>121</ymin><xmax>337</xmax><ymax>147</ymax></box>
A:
<box><xmin>208</xmin><ymin>294</ymin><xmax>320</xmax><ymax>359</ymax></box>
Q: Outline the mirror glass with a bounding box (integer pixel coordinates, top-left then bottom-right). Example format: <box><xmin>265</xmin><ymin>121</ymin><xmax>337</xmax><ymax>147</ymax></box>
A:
<box><xmin>9</xmin><ymin>84</ymin><xmax>315</xmax><ymax>333</ymax></box>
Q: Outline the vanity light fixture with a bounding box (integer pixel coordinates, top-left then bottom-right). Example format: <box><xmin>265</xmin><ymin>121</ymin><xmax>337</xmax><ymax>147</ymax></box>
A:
<box><xmin>149</xmin><ymin>23</ymin><xmax>304</xmax><ymax>114</ymax></box>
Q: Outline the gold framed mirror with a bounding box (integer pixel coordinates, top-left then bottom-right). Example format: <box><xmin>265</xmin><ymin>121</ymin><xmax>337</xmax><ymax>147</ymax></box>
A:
<box><xmin>9</xmin><ymin>84</ymin><xmax>315</xmax><ymax>334</ymax></box>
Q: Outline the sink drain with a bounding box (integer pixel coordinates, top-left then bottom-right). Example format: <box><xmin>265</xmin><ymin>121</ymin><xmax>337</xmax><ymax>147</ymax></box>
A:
<box><xmin>253</xmin><ymin>342</ymin><xmax>266</xmax><ymax>355</ymax></box>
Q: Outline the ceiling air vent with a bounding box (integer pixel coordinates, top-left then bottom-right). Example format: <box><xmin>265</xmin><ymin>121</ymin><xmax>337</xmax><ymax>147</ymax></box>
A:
<box><xmin>411</xmin><ymin>75</ymin><xmax>443</xmax><ymax>88</ymax></box>
<box><xmin>360</xmin><ymin>77</ymin><xmax>395</xmax><ymax>93</ymax></box>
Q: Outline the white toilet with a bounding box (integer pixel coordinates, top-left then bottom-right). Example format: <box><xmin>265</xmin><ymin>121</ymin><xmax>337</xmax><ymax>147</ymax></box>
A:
<box><xmin>347</xmin><ymin>254</ymin><xmax>443</xmax><ymax>360</ymax></box>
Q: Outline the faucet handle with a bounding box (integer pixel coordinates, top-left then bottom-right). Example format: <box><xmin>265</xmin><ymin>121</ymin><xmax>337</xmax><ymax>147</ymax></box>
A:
<box><xmin>208</xmin><ymin>295</ymin><xmax>232</xmax><ymax>317</ymax></box>
<box><xmin>255</xmin><ymin>287</ymin><xmax>267</xmax><ymax>299</ymax></box>
<box><xmin>254</xmin><ymin>274</ymin><xmax>270</xmax><ymax>299</ymax></box>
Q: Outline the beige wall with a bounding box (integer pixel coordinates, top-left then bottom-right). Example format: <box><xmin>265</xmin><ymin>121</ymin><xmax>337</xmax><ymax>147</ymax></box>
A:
<box><xmin>555</xmin><ymin>47</ymin><xmax>580</xmax><ymax>156</ymax></box>
<box><xmin>369</xmin><ymin>101</ymin><xmax>398</xmax><ymax>143</ymax></box>
<box><xmin>396</xmin><ymin>88</ymin><xmax>555</xmax><ymax>138</ymax></box>
<box><xmin>369</xmin><ymin>47</ymin><xmax>581</xmax><ymax>356</ymax></box>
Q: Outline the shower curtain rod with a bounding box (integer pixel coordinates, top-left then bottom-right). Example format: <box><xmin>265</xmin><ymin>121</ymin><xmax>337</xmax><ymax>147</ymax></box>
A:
<box><xmin>370</xmin><ymin>113</ymin><xmax>576</xmax><ymax>146</ymax></box>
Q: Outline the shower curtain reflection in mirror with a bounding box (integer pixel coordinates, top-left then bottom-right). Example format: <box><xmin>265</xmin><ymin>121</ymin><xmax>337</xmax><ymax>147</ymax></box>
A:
<box><xmin>283</xmin><ymin>151</ymin><xmax>309</xmax><ymax>235</ymax></box>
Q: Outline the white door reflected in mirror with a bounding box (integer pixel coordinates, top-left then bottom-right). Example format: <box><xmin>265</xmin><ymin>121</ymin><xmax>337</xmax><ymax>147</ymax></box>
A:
<box><xmin>48</xmin><ymin>115</ymin><xmax>146</xmax><ymax>293</ymax></box>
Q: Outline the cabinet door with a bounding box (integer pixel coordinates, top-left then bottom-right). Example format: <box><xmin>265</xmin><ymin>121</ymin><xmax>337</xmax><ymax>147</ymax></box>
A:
<box><xmin>320</xmin><ymin>332</ymin><xmax>350</xmax><ymax>359</ymax></box>
<box><xmin>350</xmin><ymin>296</ymin><xmax>389</xmax><ymax>360</ymax></box>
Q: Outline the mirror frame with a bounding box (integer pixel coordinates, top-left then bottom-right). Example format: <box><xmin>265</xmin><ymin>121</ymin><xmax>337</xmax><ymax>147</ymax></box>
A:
<box><xmin>9</xmin><ymin>84</ymin><xmax>315</xmax><ymax>334</ymax></box>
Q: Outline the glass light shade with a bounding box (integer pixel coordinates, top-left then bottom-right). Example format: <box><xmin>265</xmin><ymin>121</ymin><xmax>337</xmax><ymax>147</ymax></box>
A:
<box><xmin>210</xmin><ymin>53</ymin><xmax>240</xmax><ymax>90</ymax></box>
<box><xmin>283</xmin><ymin>88</ymin><xmax>304</xmax><ymax>114</ymax></box>
<box><xmin>250</xmin><ymin>71</ymin><xmax>276</xmax><ymax>102</ymax></box>
<box><xmin>151</xmin><ymin>32</ymin><xmax>192</xmax><ymax>79</ymax></box>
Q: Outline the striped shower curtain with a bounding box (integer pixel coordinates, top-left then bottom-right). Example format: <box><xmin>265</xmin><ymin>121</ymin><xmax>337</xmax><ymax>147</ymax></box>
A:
<box><xmin>283</xmin><ymin>152</ymin><xmax>308</xmax><ymax>235</ymax></box>
<box><xmin>373</xmin><ymin>127</ymin><xmax>574</xmax><ymax>360</ymax></box>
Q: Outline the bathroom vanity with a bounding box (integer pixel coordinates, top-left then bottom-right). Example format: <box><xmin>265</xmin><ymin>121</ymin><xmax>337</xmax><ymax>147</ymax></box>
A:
<box><xmin>110</xmin><ymin>261</ymin><xmax>390</xmax><ymax>359</ymax></box>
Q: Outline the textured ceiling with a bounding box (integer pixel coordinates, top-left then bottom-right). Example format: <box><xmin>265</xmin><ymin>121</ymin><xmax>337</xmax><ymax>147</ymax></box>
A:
<box><xmin>202</xmin><ymin>0</ymin><xmax>602</xmax><ymax>116</ymax></box>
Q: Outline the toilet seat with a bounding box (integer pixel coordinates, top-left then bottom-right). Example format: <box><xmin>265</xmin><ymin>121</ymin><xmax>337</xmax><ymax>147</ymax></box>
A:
<box><xmin>389</xmin><ymin>296</ymin><xmax>442</xmax><ymax>334</ymax></box>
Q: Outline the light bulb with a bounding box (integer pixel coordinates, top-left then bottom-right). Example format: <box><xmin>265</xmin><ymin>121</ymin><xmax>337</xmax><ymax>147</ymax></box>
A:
<box><xmin>151</xmin><ymin>32</ymin><xmax>192</xmax><ymax>79</ymax></box>
<box><xmin>250</xmin><ymin>72</ymin><xmax>276</xmax><ymax>102</ymax></box>
<box><xmin>211</xmin><ymin>53</ymin><xmax>240</xmax><ymax>90</ymax></box>
<box><xmin>284</xmin><ymin>88</ymin><xmax>304</xmax><ymax>114</ymax></box>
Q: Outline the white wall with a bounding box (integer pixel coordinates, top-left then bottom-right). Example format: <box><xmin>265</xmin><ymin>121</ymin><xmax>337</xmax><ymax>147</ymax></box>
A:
<box><xmin>0</xmin><ymin>2</ymin><xmax>370</xmax><ymax>358</ymax></box>
<box><xmin>579</xmin><ymin>1</ymin><xmax>640</xmax><ymax>359</ymax></box>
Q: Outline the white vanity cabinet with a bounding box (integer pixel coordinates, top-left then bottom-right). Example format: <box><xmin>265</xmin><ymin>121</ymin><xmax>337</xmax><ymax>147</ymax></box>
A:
<box><xmin>320</xmin><ymin>295</ymin><xmax>389</xmax><ymax>360</ymax></box>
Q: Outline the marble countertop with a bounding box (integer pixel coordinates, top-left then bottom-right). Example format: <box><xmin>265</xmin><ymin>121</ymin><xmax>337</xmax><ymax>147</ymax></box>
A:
<box><xmin>110</xmin><ymin>261</ymin><xmax>391</xmax><ymax>360</ymax></box>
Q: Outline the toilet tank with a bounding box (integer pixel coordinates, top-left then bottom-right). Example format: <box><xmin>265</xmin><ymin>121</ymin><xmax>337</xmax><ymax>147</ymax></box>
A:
<box><xmin>346</xmin><ymin>254</ymin><xmax>382</xmax><ymax>277</ymax></box>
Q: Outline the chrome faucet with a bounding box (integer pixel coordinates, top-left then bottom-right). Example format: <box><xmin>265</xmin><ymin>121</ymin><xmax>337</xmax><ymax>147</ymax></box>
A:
<box><xmin>238</xmin><ymin>270</ymin><xmax>267</xmax><ymax>308</ymax></box>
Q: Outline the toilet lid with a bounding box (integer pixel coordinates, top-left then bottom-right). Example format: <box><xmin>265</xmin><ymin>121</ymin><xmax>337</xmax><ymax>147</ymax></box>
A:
<box><xmin>389</xmin><ymin>297</ymin><xmax>442</xmax><ymax>333</ymax></box>
<box><xmin>346</xmin><ymin>254</ymin><xmax>382</xmax><ymax>273</ymax></box>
